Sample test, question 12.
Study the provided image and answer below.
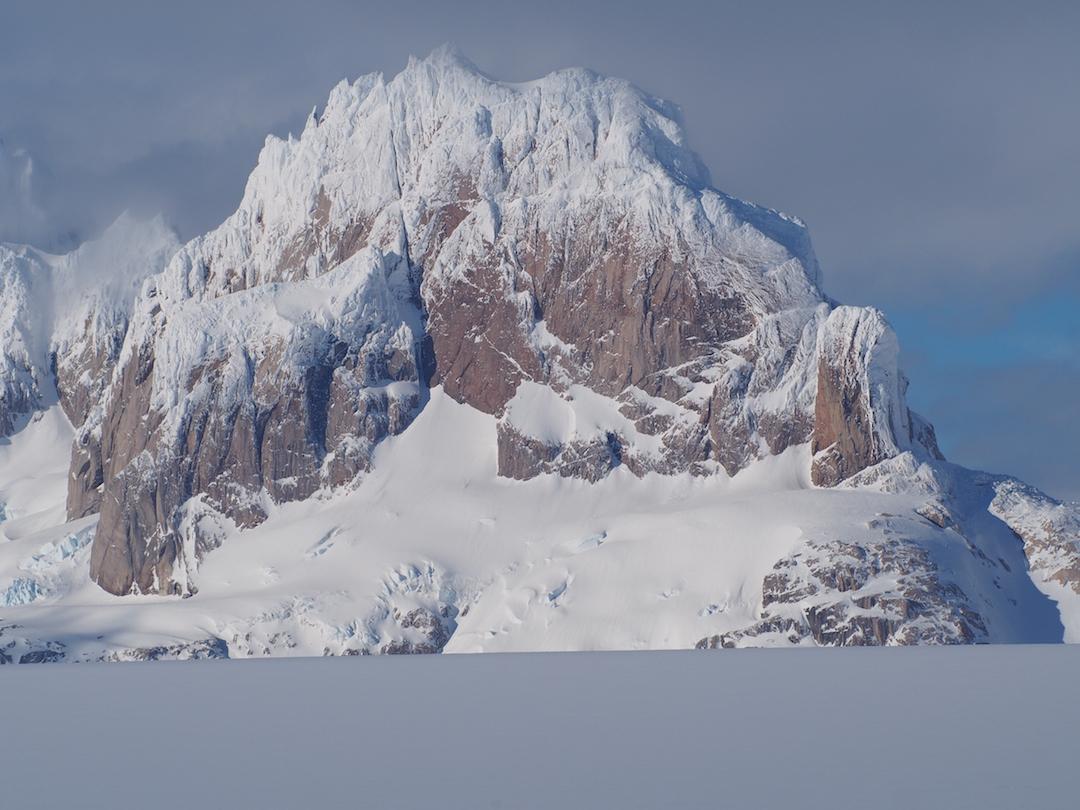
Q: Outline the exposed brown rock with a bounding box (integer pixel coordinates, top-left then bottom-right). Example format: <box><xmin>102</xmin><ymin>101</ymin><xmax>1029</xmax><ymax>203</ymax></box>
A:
<box><xmin>811</xmin><ymin>358</ymin><xmax>879</xmax><ymax>487</ymax></box>
<box><xmin>67</xmin><ymin>433</ymin><xmax>105</xmax><ymax>519</ymax></box>
<box><xmin>422</xmin><ymin>211</ymin><xmax>771</xmax><ymax>481</ymax></box>
<box><xmin>78</xmin><ymin>67</ymin><xmax>929</xmax><ymax>599</ymax></box>
<box><xmin>89</xmin><ymin>270</ymin><xmax>422</xmax><ymax>594</ymax></box>
<box><xmin>426</xmin><ymin>259</ymin><xmax>543</xmax><ymax>415</ymax></box>
<box><xmin>700</xmin><ymin>532</ymin><xmax>987</xmax><ymax>649</ymax></box>
<box><xmin>515</xmin><ymin>225</ymin><xmax>753</xmax><ymax>399</ymax></box>
<box><xmin>496</xmin><ymin>422</ymin><xmax>624</xmax><ymax>482</ymax></box>
<box><xmin>57</xmin><ymin>311</ymin><xmax>138</xmax><ymax>519</ymax></box>
<box><xmin>380</xmin><ymin>607</ymin><xmax>456</xmax><ymax>655</ymax></box>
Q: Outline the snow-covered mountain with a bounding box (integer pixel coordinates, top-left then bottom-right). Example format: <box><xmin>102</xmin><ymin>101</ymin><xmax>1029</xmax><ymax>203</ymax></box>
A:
<box><xmin>0</xmin><ymin>211</ymin><xmax>178</xmax><ymax>436</ymax></box>
<box><xmin>2</xmin><ymin>47</ymin><xmax>1078</xmax><ymax>663</ymax></box>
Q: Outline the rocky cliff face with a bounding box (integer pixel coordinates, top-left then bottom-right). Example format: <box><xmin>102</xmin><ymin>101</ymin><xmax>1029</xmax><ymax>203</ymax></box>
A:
<box><xmin>3</xmin><ymin>47</ymin><xmax>1075</xmax><ymax>648</ymax></box>
<box><xmin>62</xmin><ymin>48</ymin><xmax>993</xmax><ymax>595</ymax></box>
<box><xmin>74</xmin><ymin>48</ymin><xmax>838</xmax><ymax>594</ymax></box>
<box><xmin>0</xmin><ymin>213</ymin><xmax>178</xmax><ymax>452</ymax></box>
<box><xmin>88</xmin><ymin>247</ymin><xmax>424</xmax><ymax>594</ymax></box>
<box><xmin>811</xmin><ymin>306</ymin><xmax>943</xmax><ymax>487</ymax></box>
<box><xmin>698</xmin><ymin>532</ymin><xmax>988</xmax><ymax>648</ymax></box>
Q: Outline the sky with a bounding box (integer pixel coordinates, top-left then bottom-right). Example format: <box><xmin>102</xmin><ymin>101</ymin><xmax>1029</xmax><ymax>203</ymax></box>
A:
<box><xmin>1</xmin><ymin>0</ymin><xmax>1077</xmax><ymax>499</ymax></box>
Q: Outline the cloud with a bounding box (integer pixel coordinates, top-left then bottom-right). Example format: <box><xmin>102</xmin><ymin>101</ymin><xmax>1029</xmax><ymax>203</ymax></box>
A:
<box><xmin>0</xmin><ymin>139</ymin><xmax>48</xmax><ymax>245</ymax></box>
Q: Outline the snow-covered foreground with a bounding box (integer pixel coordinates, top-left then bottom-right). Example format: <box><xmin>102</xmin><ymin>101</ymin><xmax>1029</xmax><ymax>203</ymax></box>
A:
<box><xmin>0</xmin><ymin>387</ymin><xmax>1070</xmax><ymax>660</ymax></box>
<box><xmin>2</xmin><ymin>645</ymin><xmax>1076</xmax><ymax>809</ymax></box>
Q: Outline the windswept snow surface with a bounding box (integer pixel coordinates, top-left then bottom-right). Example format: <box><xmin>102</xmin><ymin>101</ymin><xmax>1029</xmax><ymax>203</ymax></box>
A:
<box><xmin>1</xmin><ymin>645</ymin><xmax>1078</xmax><ymax>809</ymax></box>
<box><xmin>0</xmin><ymin>388</ymin><xmax>1065</xmax><ymax>659</ymax></box>
<box><xmin>0</xmin><ymin>405</ymin><xmax>93</xmax><ymax>611</ymax></box>
<box><xmin>0</xmin><ymin>405</ymin><xmax>73</xmax><ymax>532</ymax></box>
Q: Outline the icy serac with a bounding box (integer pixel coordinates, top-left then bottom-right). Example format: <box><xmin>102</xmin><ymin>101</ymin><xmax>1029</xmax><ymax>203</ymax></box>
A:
<box><xmin>85</xmin><ymin>47</ymin><xmax>938</xmax><ymax>596</ymax></box>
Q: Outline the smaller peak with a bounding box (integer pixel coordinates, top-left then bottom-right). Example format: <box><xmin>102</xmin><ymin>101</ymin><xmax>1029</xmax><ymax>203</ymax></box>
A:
<box><xmin>321</xmin><ymin>72</ymin><xmax>385</xmax><ymax>119</ymax></box>
<box><xmin>547</xmin><ymin>65</ymin><xmax>604</xmax><ymax>83</ymax></box>
<box><xmin>105</xmin><ymin>208</ymin><xmax>138</xmax><ymax>228</ymax></box>
<box><xmin>408</xmin><ymin>43</ymin><xmax>483</xmax><ymax>75</ymax></box>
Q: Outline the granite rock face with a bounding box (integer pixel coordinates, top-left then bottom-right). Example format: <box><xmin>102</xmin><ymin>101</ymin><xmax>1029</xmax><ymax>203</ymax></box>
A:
<box><xmin>89</xmin><ymin>248</ymin><xmax>424</xmax><ymax>595</ymax></box>
<box><xmin>5</xmin><ymin>48</ymin><xmax>1071</xmax><ymax>614</ymax></box>
<box><xmin>82</xmin><ymin>49</ymin><xmax>861</xmax><ymax>594</ymax></box>
<box><xmin>810</xmin><ymin>307</ymin><xmax>942</xmax><ymax>487</ymax></box>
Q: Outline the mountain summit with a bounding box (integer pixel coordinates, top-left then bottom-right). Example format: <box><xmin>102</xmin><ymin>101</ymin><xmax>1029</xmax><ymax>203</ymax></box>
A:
<box><xmin>1</xmin><ymin>50</ymin><xmax>1077</xmax><ymax>662</ymax></box>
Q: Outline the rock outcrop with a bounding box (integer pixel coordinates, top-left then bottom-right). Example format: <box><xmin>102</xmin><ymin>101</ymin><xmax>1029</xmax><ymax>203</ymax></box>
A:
<box><xmin>990</xmin><ymin>480</ymin><xmax>1080</xmax><ymax>602</ymax></box>
<box><xmin>698</xmin><ymin>531</ymin><xmax>988</xmax><ymax>648</ymax></box>
<box><xmin>89</xmin><ymin>248</ymin><xmax>424</xmax><ymax>595</ymax></box>
<box><xmin>810</xmin><ymin>306</ymin><xmax>942</xmax><ymax>487</ymax></box>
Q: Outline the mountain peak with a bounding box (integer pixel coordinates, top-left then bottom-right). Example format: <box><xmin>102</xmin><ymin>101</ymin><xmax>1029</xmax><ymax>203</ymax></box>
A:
<box><xmin>3</xmin><ymin>53</ymin><xmax>1077</xmax><ymax>659</ymax></box>
<box><xmin>407</xmin><ymin>43</ymin><xmax>478</xmax><ymax>72</ymax></box>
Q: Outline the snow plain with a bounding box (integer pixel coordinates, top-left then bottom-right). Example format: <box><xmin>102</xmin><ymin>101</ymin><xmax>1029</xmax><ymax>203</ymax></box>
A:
<box><xmin>1</xmin><ymin>644</ymin><xmax>1077</xmax><ymax>809</ymax></box>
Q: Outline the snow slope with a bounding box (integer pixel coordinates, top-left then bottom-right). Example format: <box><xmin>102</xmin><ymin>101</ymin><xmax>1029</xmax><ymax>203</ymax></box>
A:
<box><xmin>0</xmin><ymin>388</ymin><xmax>1065</xmax><ymax>661</ymax></box>
<box><xmin>0</xmin><ymin>405</ymin><xmax>72</xmax><ymax>533</ymax></box>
